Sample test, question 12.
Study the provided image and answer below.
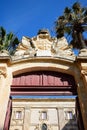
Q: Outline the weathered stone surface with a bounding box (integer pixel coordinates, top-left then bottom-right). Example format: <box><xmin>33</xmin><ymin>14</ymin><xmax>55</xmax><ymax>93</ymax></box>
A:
<box><xmin>9</xmin><ymin>98</ymin><xmax>78</xmax><ymax>130</ymax></box>
<box><xmin>79</xmin><ymin>48</ymin><xmax>87</xmax><ymax>57</ymax></box>
<box><xmin>0</xmin><ymin>29</ymin><xmax>87</xmax><ymax>130</ymax></box>
<box><xmin>0</xmin><ymin>65</ymin><xmax>12</xmax><ymax>130</ymax></box>
<box><xmin>13</xmin><ymin>29</ymin><xmax>75</xmax><ymax>60</ymax></box>
<box><xmin>53</xmin><ymin>37</ymin><xmax>75</xmax><ymax>60</ymax></box>
<box><xmin>0</xmin><ymin>50</ymin><xmax>9</xmax><ymax>56</ymax></box>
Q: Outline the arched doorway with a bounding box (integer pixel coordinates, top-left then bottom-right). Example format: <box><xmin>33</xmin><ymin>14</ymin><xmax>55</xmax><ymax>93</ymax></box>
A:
<box><xmin>42</xmin><ymin>123</ymin><xmax>47</xmax><ymax>130</ymax></box>
<box><xmin>10</xmin><ymin>70</ymin><xmax>84</xmax><ymax>129</ymax></box>
<box><xmin>5</xmin><ymin>71</ymin><xmax>84</xmax><ymax>130</ymax></box>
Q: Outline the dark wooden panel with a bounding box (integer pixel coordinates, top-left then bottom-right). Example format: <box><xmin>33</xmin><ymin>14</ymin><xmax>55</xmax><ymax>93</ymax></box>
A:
<box><xmin>11</xmin><ymin>71</ymin><xmax>77</xmax><ymax>96</ymax></box>
<box><xmin>11</xmin><ymin>86</ymin><xmax>76</xmax><ymax>96</ymax></box>
<box><xmin>12</xmin><ymin>71</ymin><xmax>76</xmax><ymax>86</ymax></box>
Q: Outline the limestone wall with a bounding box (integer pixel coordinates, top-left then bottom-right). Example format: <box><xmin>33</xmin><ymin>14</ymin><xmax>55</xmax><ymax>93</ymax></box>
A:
<box><xmin>9</xmin><ymin>98</ymin><xmax>78</xmax><ymax>130</ymax></box>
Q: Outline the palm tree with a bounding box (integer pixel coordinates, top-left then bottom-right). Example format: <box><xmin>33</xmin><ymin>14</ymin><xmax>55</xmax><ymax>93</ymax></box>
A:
<box><xmin>0</xmin><ymin>26</ymin><xmax>19</xmax><ymax>55</ymax></box>
<box><xmin>55</xmin><ymin>2</ymin><xmax>87</xmax><ymax>49</ymax></box>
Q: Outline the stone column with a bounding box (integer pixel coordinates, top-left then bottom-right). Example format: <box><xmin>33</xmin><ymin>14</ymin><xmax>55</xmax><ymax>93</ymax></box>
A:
<box><xmin>0</xmin><ymin>65</ymin><xmax>12</xmax><ymax>130</ymax></box>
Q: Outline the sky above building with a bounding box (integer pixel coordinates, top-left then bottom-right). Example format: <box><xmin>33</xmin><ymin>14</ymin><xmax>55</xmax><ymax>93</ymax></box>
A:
<box><xmin>0</xmin><ymin>0</ymin><xmax>87</xmax><ymax>40</ymax></box>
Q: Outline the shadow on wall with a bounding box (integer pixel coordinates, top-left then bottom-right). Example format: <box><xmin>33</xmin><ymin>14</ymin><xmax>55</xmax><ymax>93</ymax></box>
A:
<box><xmin>62</xmin><ymin>114</ymin><xmax>78</xmax><ymax>130</ymax></box>
<box><xmin>62</xmin><ymin>97</ymin><xmax>85</xmax><ymax>130</ymax></box>
<box><xmin>75</xmin><ymin>97</ymin><xmax>85</xmax><ymax>130</ymax></box>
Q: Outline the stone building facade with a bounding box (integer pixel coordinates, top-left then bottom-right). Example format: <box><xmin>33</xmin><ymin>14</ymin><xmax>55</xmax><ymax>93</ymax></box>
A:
<box><xmin>0</xmin><ymin>29</ymin><xmax>87</xmax><ymax>130</ymax></box>
<box><xmin>10</xmin><ymin>98</ymin><xmax>78</xmax><ymax>130</ymax></box>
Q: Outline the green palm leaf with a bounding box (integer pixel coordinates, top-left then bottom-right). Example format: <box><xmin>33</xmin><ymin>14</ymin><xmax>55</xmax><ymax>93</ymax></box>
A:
<box><xmin>55</xmin><ymin>2</ymin><xmax>87</xmax><ymax>49</ymax></box>
<box><xmin>0</xmin><ymin>26</ymin><xmax>19</xmax><ymax>55</ymax></box>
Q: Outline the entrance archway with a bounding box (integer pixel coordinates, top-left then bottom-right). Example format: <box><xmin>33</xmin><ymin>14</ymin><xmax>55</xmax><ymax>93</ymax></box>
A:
<box><xmin>10</xmin><ymin>70</ymin><xmax>84</xmax><ymax>129</ymax></box>
<box><xmin>4</xmin><ymin>70</ymin><xmax>84</xmax><ymax>130</ymax></box>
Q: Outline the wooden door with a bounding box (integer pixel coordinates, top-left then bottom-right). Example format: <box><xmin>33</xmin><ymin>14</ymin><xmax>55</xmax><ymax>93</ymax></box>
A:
<box><xmin>11</xmin><ymin>71</ymin><xmax>77</xmax><ymax>96</ymax></box>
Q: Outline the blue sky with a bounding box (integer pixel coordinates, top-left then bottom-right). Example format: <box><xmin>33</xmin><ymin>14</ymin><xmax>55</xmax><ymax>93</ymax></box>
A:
<box><xmin>0</xmin><ymin>0</ymin><xmax>87</xmax><ymax>40</ymax></box>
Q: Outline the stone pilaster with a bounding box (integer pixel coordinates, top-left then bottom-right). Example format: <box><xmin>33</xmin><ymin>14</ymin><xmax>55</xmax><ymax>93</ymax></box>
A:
<box><xmin>24</xmin><ymin>106</ymin><xmax>31</xmax><ymax>130</ymax></box>
<box><xmin>56</xmin><ymin>107</ymin><xmax>64</xmax><ymax>130</ymax></box>
<box><xmin>0</xmin><ymin>64</ymin><xmax>12</xmax><ymax>130</ymax></box>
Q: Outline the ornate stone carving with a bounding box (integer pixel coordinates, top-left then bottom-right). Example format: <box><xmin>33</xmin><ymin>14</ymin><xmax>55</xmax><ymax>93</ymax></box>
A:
<box><xmin>31</xmin><ymin>29</ymin><xmax>54</xmax><ymax>56</ymax></box>
<box><xmin>53</xmin><ymin>37</ymin><xmax>74</xmax><ymax>57</ymax></box>
<box><xmin>79</xmin><ymin>49</ymin><xmax>87</xmax><ymax>57</ymax></box>
<box><xmin>81</xmin><ymin>69</ymin><xmax>87</xmax><ymax>75</ymax></box>
<box><xmin>13</xmin><ymin>29</ymin><xmax>75</xmax><ymax>59</ymax></box>
<box><xmin>80</xmin><ymin>65</ymin><xmax>87</xmax><ymax>75</ymax></box>
<box><xmin>14</xmin><ymin>36</ymin><xmax>36</xmax><ymax>57</ymax></box>
<box><xmin>0</xmin><ymin>50</ymin><xmax>9</xmax><ymax>56</ymax></box>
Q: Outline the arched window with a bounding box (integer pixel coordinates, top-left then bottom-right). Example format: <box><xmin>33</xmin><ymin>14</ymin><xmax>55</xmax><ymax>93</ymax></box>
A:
<box><xmin>42</xmin><ymin>123</ymin><xmax>47</xmax><ymax>130</ymax></box>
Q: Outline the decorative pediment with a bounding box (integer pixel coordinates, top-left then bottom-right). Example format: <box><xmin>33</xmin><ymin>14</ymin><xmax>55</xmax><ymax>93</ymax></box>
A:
<box><xmin>13</xmin><ymin>29</ymin><xmax>75</xmax><ymax>60</ymax></box>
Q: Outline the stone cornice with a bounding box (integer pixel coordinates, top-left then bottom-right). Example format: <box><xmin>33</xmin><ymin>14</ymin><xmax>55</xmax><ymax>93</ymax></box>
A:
<box><xmin>12</xmin><ymin>98</ymin><xmax>75</xmax><ymax>102</ymax></box>
<box><xmin>11</xmin><ymin>56</ymin><xmax>75</xmax><ymax>65</ymax></box>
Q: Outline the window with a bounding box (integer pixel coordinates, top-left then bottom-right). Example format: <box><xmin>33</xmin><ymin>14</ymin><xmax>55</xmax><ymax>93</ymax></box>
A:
<box><xmin>42</xmin><ymin>123</ymin><xmax>47</xmax><ymax>130</ymax></box>
<box><xmin>16</xmin><ymin>111</ymin><xmax>22</xmax><ymax>119</ymax></box>
<box><xmin>41</xmin><ymin>111</ymin><xmax>47</xmax><ymax>120</ymax></box>
<box><xmin>65</xmin><ymin>111</ymin><xmax>73</xmax><ymax>120</ymax></box>
<box><xmin>39</xmin><ymin>111</ymin><xmax>48</xmax><ymax>120</ymax></box>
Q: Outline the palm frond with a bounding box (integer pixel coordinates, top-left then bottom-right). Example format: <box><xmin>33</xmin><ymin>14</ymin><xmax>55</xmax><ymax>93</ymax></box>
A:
<box><xmin>55</xmin><ymin>2</ymin><xmax>87</xmax><ymax>49</ymax></box>
<box><xmin>0</xmin><ymin>26</ymin><xmax>6</xmax><ymax>39</ymax></box>
<box><xmin>72</xmin><ymin>2</ymin><xmax>81</xmax><ymax>14</ymax></box>
<box><xmin>0</xmin><ymin>26</ymin><xmax>19</xmax><ymax>54</ymax></box>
